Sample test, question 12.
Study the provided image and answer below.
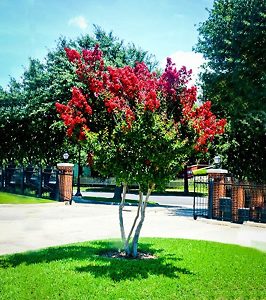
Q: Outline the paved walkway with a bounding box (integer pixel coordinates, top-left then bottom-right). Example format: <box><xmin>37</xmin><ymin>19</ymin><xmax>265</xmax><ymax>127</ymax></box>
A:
<box><xmin>1</xmin><ymin>199</ymin><xmax>266</xmax><ymax>255</ymax></box>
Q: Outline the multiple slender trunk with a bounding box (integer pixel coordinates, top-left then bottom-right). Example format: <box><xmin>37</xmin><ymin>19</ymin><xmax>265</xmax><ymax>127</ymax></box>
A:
<box><xmin>119</xmin><ymin>183</ymin><xmax>154</xmax><ymax>258</ymax></box>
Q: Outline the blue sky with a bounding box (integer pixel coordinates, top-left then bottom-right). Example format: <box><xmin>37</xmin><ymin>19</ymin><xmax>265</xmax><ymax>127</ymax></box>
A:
<box><xmin>0</xmin><ymin>0</ymin><xmax>213</xmax><ymax>88</ymax></box>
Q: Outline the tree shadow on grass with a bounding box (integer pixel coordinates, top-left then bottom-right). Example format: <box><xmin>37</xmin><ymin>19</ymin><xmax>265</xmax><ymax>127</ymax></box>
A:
<box><xmin>76</xmin><ymin>255</ymin><xmax>193</xmax><ymax>282</ymax></box>
<box><xmin>0</xmin><ymin>240</ymin><xmax>194</xmax><ymax>282</ymax></box>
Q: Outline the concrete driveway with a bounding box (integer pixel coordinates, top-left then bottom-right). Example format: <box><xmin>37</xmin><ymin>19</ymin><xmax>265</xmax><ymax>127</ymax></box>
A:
<box><xmin>0</xmin><ymin>201</ymin><xmax>266</xmax><ymax>255</ymax></box>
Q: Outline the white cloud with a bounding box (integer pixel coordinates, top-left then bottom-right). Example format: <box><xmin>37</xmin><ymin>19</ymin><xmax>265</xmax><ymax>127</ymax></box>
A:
<box><xmin>68</xmin><ymin>16</ymin><xmax>88</xmax><ymax>30</ymax></box>
<box><xmin>161</xmin><ymin>51</ymin><xmax>205</xmax><ymax>85</ymax></box>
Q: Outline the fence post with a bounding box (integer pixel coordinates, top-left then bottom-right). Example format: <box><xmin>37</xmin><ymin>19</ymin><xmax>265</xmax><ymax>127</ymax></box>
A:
<box><xmin>55</xmin><ymin>170</ymin><xmax>60</xmax><ymax>201</ymax></box>
<box><xmin>0</xmin><ymin>167</ymin><xmax>4</xmax><ymax>189</ymax></box>
<box><xmin>208</xmin><ymin>178</ymin><xmax>214</xmax><ymax>219</ymax></box>
<box><xmin>37</xmin><ymin>166</ymin><xmax>42</xmax><ymax>197</ymax></box>
<box><xmin>21</xmin><ymin>166</ymin><xmax>25</xmax><ymax>194</ymax></box>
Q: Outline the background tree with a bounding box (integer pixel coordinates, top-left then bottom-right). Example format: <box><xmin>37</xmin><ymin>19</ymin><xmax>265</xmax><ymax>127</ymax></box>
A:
<box><xmin>57</xmin><ymin>46</ymin><xmax>226</xmax><ymax>257</ymax></box>
<box><xmin>195</xmin><ymin>0</ymin><xmax>266</xmax><ymax>182</ymax></box>
<box><xmin>0</xmin><ymin>25</ymin><xmax>158</xmax><ymax>167</ymax></box>
<box><xmin>0</xmin><ymin>79</ymin><xmax>27</xmax><ymax>165</ymax></box>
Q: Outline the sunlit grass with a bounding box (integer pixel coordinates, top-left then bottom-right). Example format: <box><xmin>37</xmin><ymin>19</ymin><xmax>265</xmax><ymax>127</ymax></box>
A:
<box><xmin>0</xmin><ymin>191</ymin><xmax>55</xmax><ymax>204</ymax></box>
<box><xmin>0</xmin><ymin>238</ymin><xmax>265</xmax><ymax>299</ymax></box>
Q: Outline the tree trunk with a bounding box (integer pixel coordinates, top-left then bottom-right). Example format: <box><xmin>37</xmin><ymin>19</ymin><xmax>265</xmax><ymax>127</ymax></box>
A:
<box><xmin>131</xmin><ymin>185</ymin><xmax>154</xmax><ymax>258</ymax></box>
<box><xmin>119</xmin><ymin>184</ymin><xmax>128</xmax><ymax>253</ymax></box>
<box><xmin>124</xmin><ymin>190</ymin><xmax>143</xmax><ymax>253</ymax></box>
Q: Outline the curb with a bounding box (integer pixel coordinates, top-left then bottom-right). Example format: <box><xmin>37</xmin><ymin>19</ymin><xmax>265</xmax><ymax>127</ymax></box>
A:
<box><xmin>198</xmin><ymin>218</ymin><xmax>266</xmax><ymax>229</ymax></box>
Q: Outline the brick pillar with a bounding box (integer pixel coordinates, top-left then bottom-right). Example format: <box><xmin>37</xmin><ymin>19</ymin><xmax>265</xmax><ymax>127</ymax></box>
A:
<box><xmin>57</xmin><ymin>163</ymin><xmax>74</xmax><ymax>204</ymax></box>
<box><xmin>207</xmin><ymin>169</ymin><xmax>228</xmax><ymax>219</ymax></box>
<box><xmin>231</xmin><ymin>184</ymin><xmax>245</xmax><ymax>222</ymax></box>
<box><xmin>250</xmin><ymin>185</ymin><xmax>264</xmax><ymax>207</ymax></box>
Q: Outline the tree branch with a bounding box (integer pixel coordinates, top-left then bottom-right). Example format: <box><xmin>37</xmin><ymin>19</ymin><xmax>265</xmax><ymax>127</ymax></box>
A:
<box><xmin>125</xmin><ymin>189</ymin><xmax>143</xmax><ymax>249</ymax></box>
<box><xmin>119</xmin><ymin>183</ymin><xmax>127</xmax><ymax>248</ymax></box>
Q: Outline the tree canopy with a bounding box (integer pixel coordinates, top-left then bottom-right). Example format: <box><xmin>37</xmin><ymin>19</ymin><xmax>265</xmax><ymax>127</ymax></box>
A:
<box><xmin>194</xmin><ymin>0</ymin><xmax>266</xmax><ymax>182</ymax></box>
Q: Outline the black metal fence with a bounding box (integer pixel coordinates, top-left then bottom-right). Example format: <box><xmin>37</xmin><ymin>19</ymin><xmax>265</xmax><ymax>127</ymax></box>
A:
<box><xmin>0</xmin><ymin>165</ymin><xmax>59</xmax><ymax>200</ymax></box>
<box><xmin>193</xmin><ymin>175</ymin><xmax>210</xmax><ymax>219</ymax></box>
<box><xmin>193</xmin><ymin>174</ymin><xmax>266</xmax><ymax>224</ymax></box>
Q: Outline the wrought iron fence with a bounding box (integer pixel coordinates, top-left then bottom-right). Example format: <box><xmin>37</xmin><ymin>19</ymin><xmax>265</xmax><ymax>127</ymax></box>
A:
<box><xmin>193</xmin><ymin>175</ymin><xmax>209</xmax><ymax>219</ymax></box>
<box><xmin>0</xmin><ymin>165</ymin><xmax>59</xmax><ymax>200</ymax></box>
<box><xmin>193</xmin><ymin>174</ymin><xmax>266</xmax><ymax>224</ymax></box>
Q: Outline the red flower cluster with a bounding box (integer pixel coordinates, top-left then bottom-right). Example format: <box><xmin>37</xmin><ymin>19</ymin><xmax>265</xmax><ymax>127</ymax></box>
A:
<box><xmin>66</xmin><ymin>44</ymin><xmax>106</xmax><ymax>96</ymax></box>
<box><xmin>65</xmin><ymin>48</ymin><xmax>81</xmax><ymax>63</ymax></box>
<box><xmin>159</xmin><ymin>57</ymin><xmax>192</xmax><ymax>102</ymax></box>
<box><xmin>180</xmin><ymin>86</ymin><xmax>197</xmax><ymax>116</ymax></box>
<box><xmin>105</xmin><ymin>62</ymin><xmax>160</xmax><ymax>117</ymax></box>
<box><xmin>55</xmin><ymin>87</ymin><xmax>92</xmax><ymax>140</ymax></box>
<box><xmin>158</xmin><ymin>58</ymin><xmax>226</xmax><ymax>151</ymax></box>
<box><xmin>181</xmin><ymin>97</ymin><xmax>226</xmax><ymax>151</ymax></box>
<box><xmin>192</xmin><ymin>101</ymin><xmax>226</xmax><ymax>151</ymax></box>
<box><xmin>64</xmin><ymin>45</ymin><xmax>161</xmax><ymax>130</ymax></box>
<box><xmin>56</xmin><ymin>45</ymin><xmax>226</xmax><ymax>150</ymax></box>
<box><xmin>144</xmin><ymin>90</ymin><xmax>160</xmax><ymax>111</ymax></box>
<box><xmin>82</xmin><ymin>44</ymin><xmax>103</xmax><ymax>66</ymax></box>
<box><xmin>105</xmin><ymin>96</ymin><xmax>125</xmax><ymax>113</ymax></box>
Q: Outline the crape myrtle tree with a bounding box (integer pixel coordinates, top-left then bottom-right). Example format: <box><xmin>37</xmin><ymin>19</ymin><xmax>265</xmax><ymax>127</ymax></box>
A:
<box><xmin>56</xmin><ymin>45</ymin><xmax>226</xmax><ymax>257</ymax></box>
<box><xmin>194</xmin><ymin>0</ymin><xmax>266</xmax><ymax>182</ymax></box>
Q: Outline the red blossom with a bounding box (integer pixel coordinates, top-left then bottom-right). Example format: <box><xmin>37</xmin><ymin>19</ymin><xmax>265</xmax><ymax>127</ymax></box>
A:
<box><xmin>55</xmin><ymin>87</ymin><xmax>92</xmax><ymax>140</ymax></box>
<box><xmin>187</xmin><ymin>100</ymin><xmax>227</xmax><ymax>151</ymax></box>
<box><xmin>125</xmin><ymin>108</ymin><xmax>135</xmax><ymax>128</ymax></box>
<box><xmin>159</xmin><ymin>57</ymin><xmax>192</xmax><ymax>101</ymax></box>
<box><xmin>64</xmin><ymin>48</ymin><xmax>81</xmax><ymax>63</ymax></box>
<box><xmin>144</xmin><ymin>90</ymin><xmax>160</xmax><ymax>112</ymax></box>
<box><xmin>57</xmin><ymin>45</ymin><xmax>226</xmax><ymax>150</ymax></box>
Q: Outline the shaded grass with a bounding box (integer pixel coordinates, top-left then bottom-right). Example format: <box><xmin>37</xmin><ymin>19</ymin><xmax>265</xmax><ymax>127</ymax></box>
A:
<box><xmin>0</xmin><ymin>238</ymin><xmax>265</xmax><ymax>299</ymax></box>
<box><xmin>0</xmin><ymin>192</ymin><xmax>55</xmax><ymax>204</ymax></box>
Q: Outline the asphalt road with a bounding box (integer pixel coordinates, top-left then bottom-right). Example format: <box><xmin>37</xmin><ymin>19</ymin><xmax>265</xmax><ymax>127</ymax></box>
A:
<box><xmin>79</xmin><ymin>191</ymin><xmax>195</xmax><ymax>207</ymax></box>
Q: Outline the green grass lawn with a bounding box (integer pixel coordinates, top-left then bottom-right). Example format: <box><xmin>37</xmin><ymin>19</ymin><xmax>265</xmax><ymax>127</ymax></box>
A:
<box><xmin>0</xmin><ymin>192</ymin><xmax>55</xmax><ymax>204</ymax></box>
<box><xmin>0</xmin><ymin>238</ymin><xmax>265</xmax><ymax>299</ymax></box>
